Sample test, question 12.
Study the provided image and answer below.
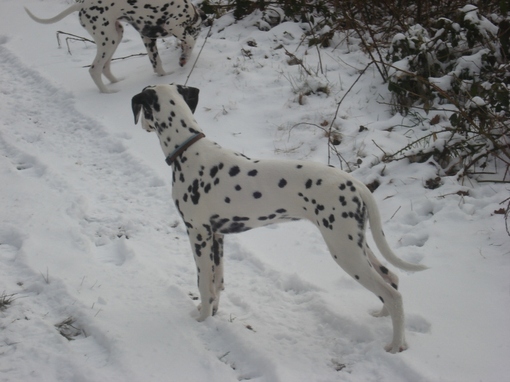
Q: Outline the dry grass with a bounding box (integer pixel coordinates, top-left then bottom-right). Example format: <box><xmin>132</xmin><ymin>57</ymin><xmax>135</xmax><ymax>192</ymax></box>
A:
<box><xmin>0</xmin><ymin>292</ymin><xmax>17</xmax><ymax>311</ymax></box>
<box><xmin>55</xmin><ymin>317</ymin><xmax>86</xmax><ymax>341</ymax></box>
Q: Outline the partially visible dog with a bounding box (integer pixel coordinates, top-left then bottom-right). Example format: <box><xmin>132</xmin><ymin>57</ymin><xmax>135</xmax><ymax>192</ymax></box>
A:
<box><xmin>131</xmin><ymin>84</ymin><xmax>427</xmax><ymax>353</ymax></box>
<box><xmin>25</xmin><ymin>0</ymin><xmax>204</xmax><ymax>93</ymax></box>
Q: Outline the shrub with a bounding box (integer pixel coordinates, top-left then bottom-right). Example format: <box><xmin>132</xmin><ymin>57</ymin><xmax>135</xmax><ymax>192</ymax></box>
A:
<box><xmin>385</xmin><ymin>5</ymin><xmax>509</xmax><ymax>177</ymax></box>
<box><xmin>199</xmin><ymin>1</ymin><xmax>509</xmax><ymax>178</ymax></box>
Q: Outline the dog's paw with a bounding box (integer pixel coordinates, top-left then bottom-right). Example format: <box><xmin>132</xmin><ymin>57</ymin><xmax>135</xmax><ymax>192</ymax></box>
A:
<box><xmin>370</xmin><ymin>306</ymin><xmax>390</xmax><ymax>317</ymax></box>
<box><xmin>100</xmin><ymin>87</ymin><xmax>119</xmax><ymax>94</ymax></box>
<box><xmin>385</xmin><ymin>342</ymin><xmax>408</xmax><ymax>353</ymax></box>
<box><xmin>196</xmin><ymin>310</ymin><xmax>211</xmax><ymax>322</ymax></box>
<box><xmin>195</xmin><ymin>303</ymin><xmax>207</xmax><ymax>319</ymax></box>
<box><xmin>155</xmin><ymin>69</ymin><xmax>168</xmax><ymax>76</ymax></box>
<box><xmin>179</xmin><ymin>56</ymin><xmax>188</xmax><ymax>67</ymax></box>
<box><xmin>110</xmin><ymin>76</ymin><xmax>125</xmax><ymax>84</ymax></box>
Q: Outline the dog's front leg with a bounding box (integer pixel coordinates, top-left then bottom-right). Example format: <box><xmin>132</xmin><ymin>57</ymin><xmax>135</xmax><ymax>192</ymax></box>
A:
<box><xmin>190</xmin><ymin>228</ymin><xmax>222</xmax><ymax>321</ymax></box>
<box><xmin>169</xmin><ymin>25</ymin><xmax>197</xmax><ymax>67</ymax></box>
<box><xmin>211</xmin><ymin>233</ymin><xmax>225</xmax><ymax>315</ymax></box>
<box><xmin>141</xmin><ymin>36</ymin><xmax>166</xmax><ymax>76</ymax></box>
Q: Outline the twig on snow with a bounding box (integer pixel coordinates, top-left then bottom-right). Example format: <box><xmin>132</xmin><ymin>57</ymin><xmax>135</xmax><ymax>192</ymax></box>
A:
<box><xmin>56</xmin><ymin>31</ymin><xmax>94</xmax><ymax>54</ymax></box>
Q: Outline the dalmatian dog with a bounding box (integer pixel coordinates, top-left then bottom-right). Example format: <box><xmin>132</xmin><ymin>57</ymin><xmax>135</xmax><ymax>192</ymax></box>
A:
<box><xmin>131</xmin><ymin>84</ymin><xmax>427</xmax><ymax>353</ymax></box>
<box><xmin>25</xmin><ymin>0</ymin><xmax>204</xmax><ymax>93</ymax></box>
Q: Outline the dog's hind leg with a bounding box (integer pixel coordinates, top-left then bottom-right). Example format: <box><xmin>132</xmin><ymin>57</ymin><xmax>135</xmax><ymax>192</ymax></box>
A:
<box><xmin>102</xmin><ymin>21</ymin><xmax>125</xmax><ymax>84</ymax></box>
<box><xmin>365</xmin><ymin>246</ymin><xmax>399</xmax><ymax>317</ymax></box>
<box><xmin>189</xmin><ymin>228</ymin><xmax>222</xmax><ymax>321</ymax></box>
<box><xmin>325</xmin><ymin>238</ymin><xmax>407</xmax><ymax>353</ymax></box>
<box><xmin>81</xmin><ymin>18</ymin><xmax>123</xmax><ymax>92</ymax></box>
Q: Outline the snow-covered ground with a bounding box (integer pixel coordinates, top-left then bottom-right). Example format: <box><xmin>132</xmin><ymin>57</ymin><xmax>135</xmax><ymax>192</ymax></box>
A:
<box><xmin>1</xmin><ymin>1</ymin><xmax>509</xmax><ymax>381</ymax></box>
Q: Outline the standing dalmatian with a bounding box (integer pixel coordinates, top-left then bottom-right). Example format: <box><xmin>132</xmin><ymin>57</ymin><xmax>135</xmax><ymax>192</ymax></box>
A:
<box><xmin>25</xmin><ymin>0</ymin><xmax>205</xmax><ymax>93</ymax></box>
<box><xmin>131</xmin><ymin>84</ymin><xmax>427</xmax><ymax>353</ymax></box>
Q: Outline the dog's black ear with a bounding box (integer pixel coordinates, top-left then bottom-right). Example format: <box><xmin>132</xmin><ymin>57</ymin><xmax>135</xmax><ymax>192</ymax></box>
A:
<box><xmin>176</xmin><ymin>85</ymin><xmax>200</xmax><ymax>114</ymax></box>
<box><xmin>131</xmin><ymin>93</ymin><xmax>144</xmax><ymax>124</ymax></box>
<box><xmin>131</xmin><ymin>88</ymin><xmax>158</xmax><ymax>124</ymax></box>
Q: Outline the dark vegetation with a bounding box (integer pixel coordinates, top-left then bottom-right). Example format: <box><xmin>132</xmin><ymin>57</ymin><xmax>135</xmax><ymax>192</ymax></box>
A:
<box><xmin>200</xmin><ymin>0</ymin><xmax>509</xmax><ymax>181</ymax></box>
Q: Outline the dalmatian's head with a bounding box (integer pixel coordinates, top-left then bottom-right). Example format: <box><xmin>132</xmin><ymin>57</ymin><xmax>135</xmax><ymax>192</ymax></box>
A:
<box><xmin>131</xmin><ymin>84</ymin><xmax>200</xmax><ymax>132</ymax></box>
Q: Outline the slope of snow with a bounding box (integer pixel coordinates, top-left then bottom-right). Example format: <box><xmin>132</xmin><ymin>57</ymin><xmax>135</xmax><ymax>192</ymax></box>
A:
<box><xmin>1</xmin><ymin>1</ymin><xmax>509</xmax><ymax>381</ymax></box>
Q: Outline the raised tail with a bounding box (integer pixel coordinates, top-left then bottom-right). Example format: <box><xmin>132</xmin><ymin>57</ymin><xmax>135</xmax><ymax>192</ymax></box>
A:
<box><xmin>359</xmin><ymin>183</ymin><xmax>428</xmax><ymax>272</ymax></box>
<box><xmin>24</xmin><ymin>4</ymin><xmax>80</xmax><ymax>25</ymax></box>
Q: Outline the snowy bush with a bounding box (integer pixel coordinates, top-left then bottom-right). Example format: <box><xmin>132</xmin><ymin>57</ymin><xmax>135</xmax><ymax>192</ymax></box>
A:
<box><xmin>200</xmin><ymin>1</ymin><xmax>509</xmax><ymax>178</ymax></box>
<box><xmin>386</xmin><ymin>5</ymin><xmax>510</xmax><ymax>177</ymax></box>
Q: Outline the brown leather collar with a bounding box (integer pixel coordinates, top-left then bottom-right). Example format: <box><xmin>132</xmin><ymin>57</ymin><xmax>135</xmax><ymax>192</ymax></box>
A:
<box><xmin>165</xmin><ymin>133</ymin><xmax>205</xmax><ymax>166</ymax></box>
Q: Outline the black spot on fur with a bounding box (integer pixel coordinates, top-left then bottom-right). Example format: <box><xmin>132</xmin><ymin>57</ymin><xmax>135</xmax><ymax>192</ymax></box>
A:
<box><xmin>190</xmin><ymin>179</ymin><xmax>200</xmax><ymax>204</ymax></box>
<box><xmin>210</xmin><ymin>216</ymin><xmax>230</xmax><ymax>232</ymax></box>
<box><xmin>212</xmin><ymin>238</ymin><xmax>221</xmax><ymax>266</ymax></box>
<box><xmin>229</xmin><ymin>166</ymin><xmax>240</xmax><ymax>176</ymax></box>
<box><xmin>210</xmin><ymin>166</ymin><xmax>219</xmax><ymax>178</ymax></box>
<box><xmin>221</xmin><ymin>222</ymin><xmax>250</xmax><ymax>234</ymax></box>
<box><xmin>278</xmin><ymin>178</ymin><xmax>287</xmax><ymax>188</ymax></box>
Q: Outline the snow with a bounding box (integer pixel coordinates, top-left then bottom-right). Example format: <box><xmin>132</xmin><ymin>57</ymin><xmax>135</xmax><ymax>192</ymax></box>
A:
<box><xmin>1</xmin><ymin>0</ymin><xmax>509</xmax><ymax>381</ymax></box>
<box><xmin>461</xmin><ymin>4</ymin><xmax>499</xmax><ymax>36</ymax></box>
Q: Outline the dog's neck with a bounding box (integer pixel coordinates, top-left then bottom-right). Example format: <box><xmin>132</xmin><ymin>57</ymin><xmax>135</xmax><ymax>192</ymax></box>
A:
<box><xmin>154</xmin><ymin>113</ymin><xmax>204</xmax><ymax>165</ymax></box>
<box><xmin>164</xmin><ymin>132</ymin><xmax>205</xmax><ymax>165</ymax></box>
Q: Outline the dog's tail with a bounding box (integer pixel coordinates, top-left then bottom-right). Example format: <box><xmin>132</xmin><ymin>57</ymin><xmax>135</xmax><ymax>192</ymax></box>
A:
<box><xmin>360</xmin><ymin>184</ymin><xmax>428</xmax><ymax>272</ymax></box>
<box><xmin>25</xmin><ymin>4</ymin><xmax>80</xmax><ymax>25</ymax></box>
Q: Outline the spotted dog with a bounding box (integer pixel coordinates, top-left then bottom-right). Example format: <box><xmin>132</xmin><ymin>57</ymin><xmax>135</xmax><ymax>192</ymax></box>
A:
<box><xmin>25</xmin><ymin>0</ymin><xmax>204</xmax><ymax>93</ymax></box>
<box><xmin>131</xmin><ymin>84</ymin><xmax>427</xmax><ymax>353</ymax></box>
